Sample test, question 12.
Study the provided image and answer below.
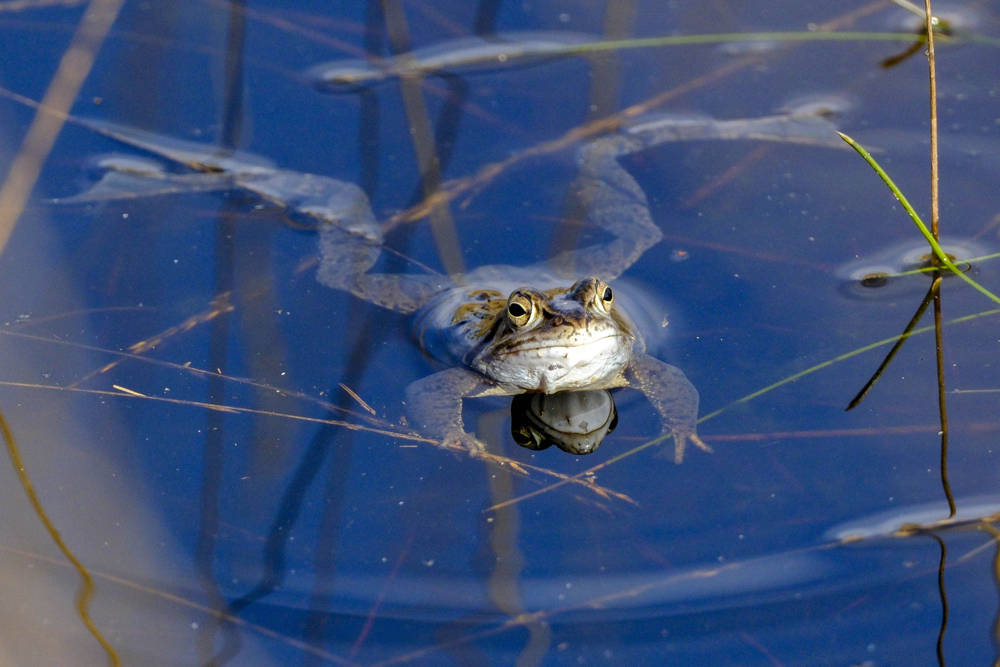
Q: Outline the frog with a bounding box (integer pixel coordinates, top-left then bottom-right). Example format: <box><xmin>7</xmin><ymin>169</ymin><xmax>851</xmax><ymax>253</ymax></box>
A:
<box><xmin>396</xmin><ymin>271</ymin><xmax>708</xmax><ymax>463</ymax></box>
<box><xmin>317</xmin><ymin>110</ymin><xmax>846</xmax><ymax>462</ymax></box>
<box><xmin>34</xmin><ymin>90</ymin><xmax>843</xmax><ymax>462</ymax></box>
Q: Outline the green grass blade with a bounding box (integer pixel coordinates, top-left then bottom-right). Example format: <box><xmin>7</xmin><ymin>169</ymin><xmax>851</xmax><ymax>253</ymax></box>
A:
<box><xmin>837</xmin><ymin>131</ymin><xmax>1000</xmax><ymax>305</ymax></box>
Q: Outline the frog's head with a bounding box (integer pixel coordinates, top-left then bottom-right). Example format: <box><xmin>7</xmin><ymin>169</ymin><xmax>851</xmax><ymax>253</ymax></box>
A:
<box><xmin>472</xmin><ymin>277</ymin><xmax>635</xmax><ymax>393</ymax></box>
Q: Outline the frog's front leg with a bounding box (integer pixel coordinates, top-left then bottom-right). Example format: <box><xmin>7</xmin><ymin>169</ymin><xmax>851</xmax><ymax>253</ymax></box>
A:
<box><xmin>625</xmin><ymin>353</ymin><xmax>711</xmax><ymax>464</ymax></box>
<box><xmin>405</xmin><ymin>367</ymin><xmax>510</xmax><ymax>453</ymax></box>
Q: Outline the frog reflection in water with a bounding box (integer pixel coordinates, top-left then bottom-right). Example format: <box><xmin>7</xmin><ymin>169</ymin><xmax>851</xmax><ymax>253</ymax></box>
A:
<box><xmin>317</xmin><ymin>111</ymin><xmax>845</xmax><ymax>462</ymax></box>
<box><xmin>511</xmin><ymin>390</ymin><xmax>619</xmax><ymax>456</ymax></box>
<box><xmin>41</xmin><ymin>94</ymin><xmax>842</xmax><ymax>462</ymax></box>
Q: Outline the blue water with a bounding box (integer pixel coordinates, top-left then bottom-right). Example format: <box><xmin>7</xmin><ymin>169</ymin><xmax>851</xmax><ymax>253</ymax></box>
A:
<box><xmin>1</xmin><ymin>1</ymin><xmax>999</xmax><ymax>664</ymax></box>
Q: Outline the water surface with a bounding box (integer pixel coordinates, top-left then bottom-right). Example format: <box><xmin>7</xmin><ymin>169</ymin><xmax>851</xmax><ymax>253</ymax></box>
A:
<box><xmin>1</xmin><ymin>1</ymin><xmax>999</xmax><ymax>664</ymax></box>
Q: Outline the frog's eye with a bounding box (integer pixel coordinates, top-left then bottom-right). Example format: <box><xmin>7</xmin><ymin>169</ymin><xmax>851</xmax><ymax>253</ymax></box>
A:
<box><xmin>589</xmin><ymin>279</ymin><xmax>613</xmax><ymax>314</ymax></box>
<box><xmin>506</xmin><ymin>293</ymin><xmax>535</xmax><ymax>328</ymax></box>
<box><xmin>572</xmin><ymin>277</ymin><xmax>614</xmax><ymax>313</ymax></box>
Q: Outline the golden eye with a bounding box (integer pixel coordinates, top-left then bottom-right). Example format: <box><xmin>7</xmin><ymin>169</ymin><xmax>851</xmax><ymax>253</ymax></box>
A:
<box><xmin>506</xmin><ymin>293</ymin><xmax>534</xmax><ymax>327</ymax></box>
<box><xmin>588</xmin><ymin>279</ymin><xmax>613</xmax><ymax>313</ymax></box>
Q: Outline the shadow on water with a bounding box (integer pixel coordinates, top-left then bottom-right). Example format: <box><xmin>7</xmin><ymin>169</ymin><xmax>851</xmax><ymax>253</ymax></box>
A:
<box><xmin>2</xmin><ymin>0</ymin><xmax>1000</xmax><ymax>664</ymax></box>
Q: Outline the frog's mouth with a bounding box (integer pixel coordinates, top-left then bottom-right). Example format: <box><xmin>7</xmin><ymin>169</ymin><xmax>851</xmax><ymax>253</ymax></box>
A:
<box><xmin>483</xmin><ymin>332</ymin><xmax>631</xmax><ymax>393</ymax></box>
<box><xmin>504</xmin><ymin>332</ymin><xmax>623</xmax><ymax>355</ymax></box>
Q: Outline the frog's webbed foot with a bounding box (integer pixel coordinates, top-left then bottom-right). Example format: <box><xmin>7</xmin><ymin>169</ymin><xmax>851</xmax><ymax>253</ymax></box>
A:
<box><xmin>405</xmin><ymin>367</ymin><xmax>508</xmax><ymax>455</ymax></box>
<box><xmin>621</xmin><ymin>111</ymin><xmax>845</xmax><ymax>151</ymax></box>
<box><xmin>625</xmin><ymin>353</ymin><xmax>708</xmax><ymax>464</ymax></box>
<box><xmin>74</xmin><ymin>117</ymin><xmax>278</xmax><ymax>174</ymax></box>
<box><xmin>657</xmin><ymin>417</ymin><xmax>712</xmax><ymax>466</ymax></box>
<box><xmin>49</xmin><ymin>158</ymin><xmax>234</xmax><ymax>204</ymax></box>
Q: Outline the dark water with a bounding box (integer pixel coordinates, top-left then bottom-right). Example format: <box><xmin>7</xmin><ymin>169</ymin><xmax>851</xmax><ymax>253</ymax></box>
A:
<box><xmin>1</xmin><ymin>1</ymin><xmax>1000</xmax><ymax>664</ymax></box>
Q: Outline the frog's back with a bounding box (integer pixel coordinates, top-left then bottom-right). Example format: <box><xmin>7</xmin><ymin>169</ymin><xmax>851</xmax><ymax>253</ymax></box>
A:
<box><xmin>411</xmin><ymin>276</ymin><xmax>518</xmax><ymax>367</ymax></box>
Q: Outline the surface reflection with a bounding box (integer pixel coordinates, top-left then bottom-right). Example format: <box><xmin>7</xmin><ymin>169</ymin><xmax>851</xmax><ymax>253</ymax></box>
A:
<box><xmin>3</xmin><ymin>0</ymin><xmax>1000</xmax><ymax>664</ymax></box>
<box><xmin>836</xmin><ymin>238</ymin><xmax>991</xmax><ymax>299</ymax></box>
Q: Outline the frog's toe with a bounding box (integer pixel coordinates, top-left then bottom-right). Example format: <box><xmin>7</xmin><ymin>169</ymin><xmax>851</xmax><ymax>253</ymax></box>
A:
<box><xmin>655</xmin><ymin>429</ymin><xmax>711</xmax><ymax>464</ymax></box>
<box><xmin>689</xmin><ymin>432</ymin><xmax>713</xmax><ymax>454</ymax></box>
<box><xmin>440</xmin><ymin>430</ymin><xmax>487</xmax><ymax>455</ymax></box>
